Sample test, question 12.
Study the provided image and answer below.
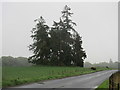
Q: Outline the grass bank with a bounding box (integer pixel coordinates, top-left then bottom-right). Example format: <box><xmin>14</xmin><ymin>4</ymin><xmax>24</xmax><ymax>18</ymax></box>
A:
<box><xmin>96</xmin><ymin>79</ymin><xmax>109</xmax><ymax>90</ymax></box>
<box><xmin>2</xmin><ymin>66</ymin><xmax>111</xmax><ymax>88</ymax></box>
<box><xmin>96</xmin><ymin>71</ymin><xmax>120</xmax><ymax>90</ymax></box>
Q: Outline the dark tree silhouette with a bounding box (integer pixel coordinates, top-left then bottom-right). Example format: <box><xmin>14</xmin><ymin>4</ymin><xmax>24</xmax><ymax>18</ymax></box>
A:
<box><xmin>28</xmin><ymin>16</ymin><xmax>50</xmax><ymax>65</ymax></box>
<box><xmin>29</xmin><ymin>5</ymin><xmax>87</xmax><ymax>67</ymax></box>
<box><xmin>60</xmin><ymin>5</ymin><xmax>87</xmax><ymax>66</ymax></box>
<box><xmin>72</xmin><ymin>34</ymin><xmax>87</xmax><ymax>66</ymax></box>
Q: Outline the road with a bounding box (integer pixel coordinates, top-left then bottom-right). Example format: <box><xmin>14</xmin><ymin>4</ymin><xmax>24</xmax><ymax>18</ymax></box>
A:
<box><xmin>3</xmin><ymin>70</ymin><xmax>117</xmax><ymax>90</ymax></box>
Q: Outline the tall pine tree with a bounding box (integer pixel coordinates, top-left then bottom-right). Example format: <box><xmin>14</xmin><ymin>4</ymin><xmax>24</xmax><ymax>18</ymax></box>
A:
<box><xmin>58</xmin><ymin>5</ymin><xmax>87</xmax><ymax>66</ymax></box>
<box><xmin>28</xmin><ymin>16</ymin><xmax>50</xmax><ymax>65</ymax></box>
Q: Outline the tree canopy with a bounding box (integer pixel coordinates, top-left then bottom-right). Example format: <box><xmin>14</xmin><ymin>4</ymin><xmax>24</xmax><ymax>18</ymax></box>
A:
<box><xmin>29</xmin><ymin>5</ymin><xmax>87</xmax><ymax>67</ymax></box>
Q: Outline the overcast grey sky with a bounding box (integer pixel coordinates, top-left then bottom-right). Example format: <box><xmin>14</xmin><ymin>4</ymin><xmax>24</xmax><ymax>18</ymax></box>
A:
<box><xmin>2</xmin><ymin>2</ymin><xmax>118</xmax><ymax>63</ymax></box>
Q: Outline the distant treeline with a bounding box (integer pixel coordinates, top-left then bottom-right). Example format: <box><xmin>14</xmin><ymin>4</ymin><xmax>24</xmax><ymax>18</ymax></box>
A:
<box><xmin>1</xmin><ymin>56</ymin><xmax>32</xmax><ymax>66</ymax></box>
<box><xmin>84</xmin><ymin>61</ymin><xmax>120</xmax><ymax>69</ymax></box>
<box><xmin>1</xmin><ymin>56</ymin><xmax>119</xmax><ymax>68</ymax></box>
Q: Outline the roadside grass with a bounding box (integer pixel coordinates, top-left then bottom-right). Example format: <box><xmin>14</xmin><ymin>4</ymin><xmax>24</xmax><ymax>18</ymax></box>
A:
<box><xmin>2</xmin><ymin>66</ymin><xmax>112</xmax><ymax>88</ymax></box>
<box><xmin>96</xmin><ymin>71</ymin><xmax>120</xmax><ymax>90</ymax></box>
<box><xmin>96</xmin><ymin>79</ymin><xmax>109</xmax><ymax>90</ymax></box>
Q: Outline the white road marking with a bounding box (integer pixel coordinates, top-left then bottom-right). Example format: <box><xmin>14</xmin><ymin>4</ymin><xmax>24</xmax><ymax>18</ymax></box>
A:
<box><xmin>93</xmin><ymin>86</ymin><xmax>98</xmax><ymax>88</ymax></box>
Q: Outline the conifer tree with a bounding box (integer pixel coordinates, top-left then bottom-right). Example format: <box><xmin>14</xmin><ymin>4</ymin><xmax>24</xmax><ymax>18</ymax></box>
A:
<box><xmin>29</xmin><ymin>6</ymin><xmax>87</xmax><ymax>67</ymax></box>
<box><xmin>28</xmin><ymin>16</ymin><xmax>50</xmax><ymax>65</ymax></box>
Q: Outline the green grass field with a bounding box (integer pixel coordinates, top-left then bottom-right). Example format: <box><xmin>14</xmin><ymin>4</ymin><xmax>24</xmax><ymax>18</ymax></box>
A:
<box><xmin>2</xmin><ymin>66</ymin><xmax>111</xmax><ymax>88</ymax></box>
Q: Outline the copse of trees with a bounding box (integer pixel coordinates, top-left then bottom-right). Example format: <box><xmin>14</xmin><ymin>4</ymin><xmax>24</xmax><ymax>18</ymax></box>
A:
<box><xmin>28</xmin><ymin>5</ymin><xmax>87</xmax><ymax>66</ymax></box>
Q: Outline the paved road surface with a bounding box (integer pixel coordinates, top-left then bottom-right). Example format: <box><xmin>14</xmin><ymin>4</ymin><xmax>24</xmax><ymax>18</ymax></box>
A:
<box><xmin>5</xmin><ymin>70</ymin><xmax>118</xmax><ymax>90</ymax></box>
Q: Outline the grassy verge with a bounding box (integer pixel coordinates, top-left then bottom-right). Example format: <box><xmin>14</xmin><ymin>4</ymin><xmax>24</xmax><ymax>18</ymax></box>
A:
<box><xmin>96</xmin><ymin>71</ymin><xmax>120</xmax><ymax>90</ymax></box>
<box><xmin>2</xmin><ymin>66</ymin><xmax>111</xmax><ymax>88</ymax></box>
<box><xmin>96</xmin><ymin>79</ymin><xmax>109</xmax><ymax>90</ymax></box>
